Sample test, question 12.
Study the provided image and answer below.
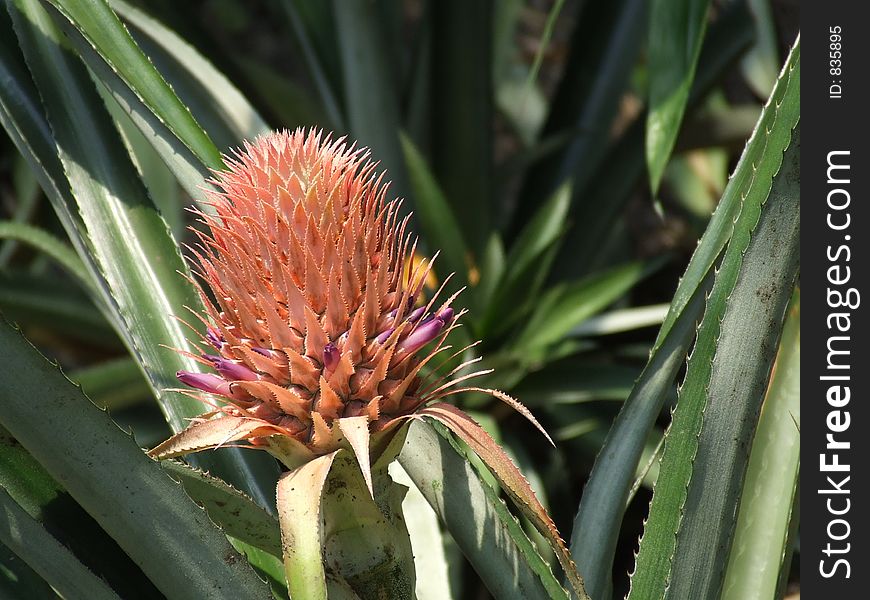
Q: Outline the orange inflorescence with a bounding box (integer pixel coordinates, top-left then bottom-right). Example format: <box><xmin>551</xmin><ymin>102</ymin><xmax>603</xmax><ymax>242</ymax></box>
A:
<box><xmin>176</xmin><ymin>129</ymin><xmax>463</xmax><ymax>453</ymax></box>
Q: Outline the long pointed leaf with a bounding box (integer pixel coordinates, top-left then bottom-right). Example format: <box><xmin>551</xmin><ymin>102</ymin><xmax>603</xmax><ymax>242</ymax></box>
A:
<box><xmin>0</xmin><ymin>7</ymin><xmax>121</xmax><ymax>332</ymax></box>
<box><xmin>645</xmin><ymin>0</ymin><xmax>712</xmax><ymax>192</ymax></box>
<box><xmin>333</xmin><ymin>0</ymin><xmax>410</xmax><ymax>205</ymax></box>
<box><xmin>628</xmin><ymin>69</ymin><xmax>800</xmax><ymax>600</ymax></box>
<box><xmin>721</xmin><ymin>290</ymin><xmax>800</xmax><ymax>600</ymax></box>
<box><xmin>8</xmin><ymin>0</ymin><xmax>281</xmax><ymax>510</ymax></box>
<box><xmin>0</xmin><ymin>424</ymin><xmax>161</xmax><ymax>598</ymax></box>
<box><xmin>160</xmin><ymin>459</ymin><xmax>282</xmax><ymax>558</ymax></box>
<box><xmin>513</xmin><ymin>259</ymin><xmax>662</xmax><ymax>355</ymax></box>
<box><xmin>421</xmin><ymin>404</ymin><xmax>587</xmax><ymax>599</ymax></box>
<box><xmin>8</xmin><ymin>0</ymin><xmax>203</xmax><ymax>430</ymax></box>
<box><xmin>400</xmin><ymin>132</ymin><xmax>468</xmax><ymax>292</ymax></box>
<box><xmin>280</xmin><ymin>0</ymin><xmax>344</xmax><ymax>130</ymax></box>
<box><xmin>555</xmin><ymin>0</ymin><xmax>754</xmax><ymax>277</ymax></box>
<box><xmin>0</xmin><ymin>221</ymin><xmax>91</xmax><ymax>290</ymax></box>
<box><xmin>571</xmin><ymin>33</ymin><xmax>800</xmax><ymax>600</ymax></box>
<box><xmin>0</xmin><ymin>488</ymin><xmax>121</xmax><ymax>600</ymax></box>
<box><xmin>0</xmin><ymin>539</ymin><xmax>57</xmax><ymax>599</ymax></box>
<box><xmin>0</xmin><ymin>318</ymin><xmax>271</xmax><ymax>599</ymax></box>
<box><xmin>44</xmin><ymin>0</ymin><xmax>223</xmax><ymax>170</ymax></box>
<box><xmin>512</xmin><ymin>0</ymin><xmax>647</xmax><ymax>233</ymax></box>
<box><xmin>109</xmin><ymin>0</ymin><xmax>269</xmax><ymax>146</ymax></box>
<box><xmin>428</xmin><ymin>0</ymin><xmax>492</xmax><ymax>254</ymax></box>
<box><xmin>399</xmin><ymin>420</ymin><xmax>568</xmax><ymax>600</ymax></box>
<box><xmin>43</xmin><ymin>6</ymin><xmax>215</xmax><ymax>204</ymax></box>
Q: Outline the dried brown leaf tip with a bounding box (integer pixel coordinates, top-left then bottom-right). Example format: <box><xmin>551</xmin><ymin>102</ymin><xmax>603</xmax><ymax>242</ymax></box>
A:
<box><xmin>153</xmin><ymin>128</ymin><xmax>546</xmax><ymax>468</ymax></box>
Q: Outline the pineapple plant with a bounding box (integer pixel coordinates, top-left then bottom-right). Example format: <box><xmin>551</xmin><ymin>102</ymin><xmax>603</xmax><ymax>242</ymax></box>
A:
<box><xmin>148</xmin><ymin>129</ymin><xmax>584</xmax><ymax>599</ymax></box>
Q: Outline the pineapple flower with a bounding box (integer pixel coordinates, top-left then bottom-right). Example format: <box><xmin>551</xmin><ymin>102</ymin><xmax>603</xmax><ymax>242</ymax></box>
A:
<box><xmin>149</xmin><ymin>129</ymin><xmax>584</xmax><ymax>596</ymax></box>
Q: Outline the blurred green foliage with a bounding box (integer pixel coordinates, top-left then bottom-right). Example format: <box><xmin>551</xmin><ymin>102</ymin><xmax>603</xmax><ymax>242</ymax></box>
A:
<box><xmin>0</xmin><ymin>1</ymin><xmax>799</xmax><ymax>598</ymax></box>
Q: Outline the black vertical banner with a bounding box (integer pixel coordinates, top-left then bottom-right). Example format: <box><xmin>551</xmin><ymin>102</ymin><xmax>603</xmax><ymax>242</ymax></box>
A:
<box><xmin>803</xmin><ymin>2</ymin><xmax>869</xmax><ymax>598</ymax></box>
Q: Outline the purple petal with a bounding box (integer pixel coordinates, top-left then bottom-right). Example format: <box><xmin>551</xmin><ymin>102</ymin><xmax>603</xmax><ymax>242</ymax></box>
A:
<box><xmin>375</xmin><ymin>327</ymin><xmax>395</xmax><ymax>344</ymax></box>
<box><xmin>323</xmin><ymin>343</ymin><xmax>339</xmax><ymax>371</ymax></box>
<box><xmin>406</xmin><ymin>305</ymin><xmax>426</xmax><ymax>324</ymax></box>
<box><xmin>397</xmin><ymin>315</ymin><xmax>446</xmax><ymax>355</ymax></box>
<box><xmin>205</xmin><ymin>327</ymin><xmax>224</xmax><ymax>350</ymax></box>
<box><xmin>437</xmin><ymin>307</ymin><xmax>455</xmax><ymax>324</ymax></box>
<box><xmin>211</xmin><ymin>358</ymin><xmax>259</xmax><ymax>381</ymax></box>
<box><xmin>176</xmin><ymin>371</ymin><xmax>234</xmax><ymax>396</ymax></box>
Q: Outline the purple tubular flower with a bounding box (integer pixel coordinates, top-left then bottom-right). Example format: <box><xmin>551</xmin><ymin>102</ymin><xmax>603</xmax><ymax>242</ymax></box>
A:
<box><xmin>396</xmin><ymin>307</ymin><xmax>454</xmax><ymax>355</ymax></box>
<box><xmin>438</xmin><ymin>307</ymin><xmax>455</xmax><ymax>324</ymax></box>
<box><xmin>206</xmin><ymin>327</ymin><xmax>224</xmax><ymax>350</ymax></box>
<box><xmin>323</xmin><ymin>343</ymin><xmax>339</xmax><ymax>371</ymax></box>
<box><xmin>176</xmin><ymin>371</ymin><xmax>235</xmax><ymax>397</ymax></box>
<box><xmin>375</xmin><ymin>327</ymin><xmax>395</xmax><ymax>344</ymax></box>
<box><xmin>212</xmin><ymin>358</ymin><xmax>259</xmax><ymax>381</ymax></box>
<box><xmin>376</xmin><ymin>305</ymin><xmax>427</xmax><ymax>344</ymax></box>
<box><xmin>406</xmin><ymin>306</ymin><xmax>426</xmax><ymax>324</ymax></box>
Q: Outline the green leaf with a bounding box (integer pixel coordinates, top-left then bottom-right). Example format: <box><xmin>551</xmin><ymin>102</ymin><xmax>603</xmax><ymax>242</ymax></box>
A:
<box><xmin>0</xmin><ymin>539</ymin><xmax>57</xmax><ymax>599</ymax></box>
<box><xmin>103</xmin><ymin>90</ymin><xmax>185</xmax><ymax>236</ymax></box>
<box><xmin>333</xmin><ymin>0</ymin><xmax>410</xmax><ymax>205</ymax></box>
<box><xmin>645</xmin><ymin>0</ymin><xmax>712</xmax><ymax>193</ymax></box>
<box><xmin>0</xmin><ymin>319</ymin><xmax>271</xmax><ymax>599</ymax></box>
<box><xmin>8</xmin><ymin>0</ymin><xmax>279</xmax><ymax>510</ymax></box>
<box><xmin>675</xmin><ymin>104</ymin><xmax>761</xmax><ymax>153</ymax></box>
<box><xmin>0</xmin><ymin>424</ymin><xmax>160</xmax><ymax>598</ymax></box>
<box><xmin>400</xmin><ymin>132</ymin><xmax>468</xmax><ymax>290</ymax></box>
<box><xmin>389</xmin><ymin>463</ymin><xmax>461</xmax><ymax>600</ymax></box>
<box><xmin>628</xmin><ymin>67</ymin><xmax>800</xmax><ymax>600</ymax></box>
<box><xmin>0</xmin><ymin>153</ymin><xmax>41</xmax><ymax>268</ymax></box>
<box><xmin>511</xmin><ymin>0</ymin><xmax>647</xmax><ymax>234</ymax></box>
<box><xmin>475</xmin><ymin>233</ymin><xmax>506</xmax><ymax>313</ymax></box>
<box><xmin>721</xmin><ymin>289</ymin><xmax>800</xmax><ymax>600</ymax></box>
<box><xmin>42</xmin><ymin>6</ymin><xmax>215</xmax><ymax>204</ymax></box>
<box><xmin>570</xmin><ymin>33</ymin><xmax>800</xmax><ymax>600</ymax></box>
<box><xmin>108</xmin><ymin>0</ymin><xmax>269</xmax><ymax>147</ymax></box>
<box><xmin>234</xmin><ymin>57</ymin><xmax>326</xmax><ymax>129</ymax></box>
<box><xmin>554</xmin><ymin>0</ymin><xmax>754</xmax><ymax>277</ymax></box>
<box><xmin>71</xmin><ymin>357</ymin><xmax>151</xmax><ymax>410</ymax></box>
<box><xmin>481</xmin><ymin>184</ymin><xmax>570</xmax><ymax>337</ymax></box>
<box><xmin>0</xmin><ymin>272</ymin><xmax>119</xmax><ymax>348</ymax></box>
<box><xmin>0</xmin><ymin>488</ymin><xmax>121</xmax><ymax>600</ymax></box>
<box><xmin>230</xmin><ymin>541</ymin><xmax>290</xmax><ymax>600</ymax></box>
<box><xmin>276</xmin><ymin>451</ymin><xmax>338</xmax><ymax>600</ymax></box>
<box><xmin>160</xmin><ymin>459</ymin><xmax>282</xmax><ymax>558</ymax></box>
<box><xmin>521</xmin><ymin>0</ymin><xmax>566</xmax><ymax>98</ymax></box>
<box><xmin>570</xmin><ymin>271</ymin><xmax>713</xmax><ymax>599</ymax></box>
<box><xmin>399</xmin><ymin>420</ymin><xmax>569</xmax><ymax>600</ymax></box>
<box><xmin>280</xmin><ymin>0</ymin><xmax>345</xmax><ymax>130</ymax></box>
<box><xmin>0</xmin><ymin>221</ymin><xmax>91</xmax><ymax>291</ymax></box>
<box><xmin>740</xmin><ymin>0</ymin><xmax>780</xmax><ymax>98</ymax></box>
<box><xmin>571</xmin><ymin>303</ymin><xmax>670</xmax><ymax>337</ymax></box>
<box><xmin>514</xmin><ymin>363</ymin><xmax>639</xmax><ymax>406</ymax></box>
<box><xmin>45</xmin><ymin>0</ymin><xmax>224</xmax><ymax>170</ymax></box>
<box><xmin>0</xmin><ymin>7</ymin><xmax>120</xmax><ymax>333</ymax></box>
<box><xmin>513</xmin><ymin>259</ymin><xmax>662</xmax><ymax>354</ymax></box>
<box><xmin>9</xmin><ymin>0</ymin><xmax>197</xmax><ymax>429</ymax></box>
<box><xmin>421</xmin><ymin>404</ymin><xmax>587</xmax><ymax>599</ymax></box>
